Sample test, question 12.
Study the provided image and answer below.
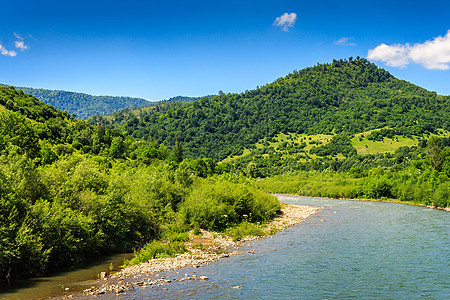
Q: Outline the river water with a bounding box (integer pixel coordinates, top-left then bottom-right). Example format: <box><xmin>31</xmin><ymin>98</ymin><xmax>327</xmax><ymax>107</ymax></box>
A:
<box><xmin>2</xmin><ymin>195</ymin><xmax>449</xmax><ymax>299</ymax></box>
<box><xmin>0</xmin><ymin>253</ymin><xmax>133</xmax><ymax>300</ymax></box>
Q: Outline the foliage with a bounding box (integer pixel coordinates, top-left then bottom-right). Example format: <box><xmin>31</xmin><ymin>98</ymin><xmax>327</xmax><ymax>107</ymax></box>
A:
<box><xmin>123</xmin><ymin>240</ymin><xmax>187</xmax><ymax>266</ymax></box>
<box><xmin>310</xmin><ymin>134</ymin><xmax>357</xmax><ymax>157</ymax></box>
<box><xmin>179</xmin><ymin>177</ymin><xmax>280</xmax><ymax>231</ymax></box>
<box><xmin>256</xmin><ymin>159</ymin><xmax>449</xmax><ymax>208</ymax></box>
<box><xmin>225</xmin><ymin>221</ymin><xmax>265</xmax><ymax>241</ymax></box>
<box><xmin>92</xmin><ymin>58</ymin><xmax>450</xmax><ymax>160</ymax></box>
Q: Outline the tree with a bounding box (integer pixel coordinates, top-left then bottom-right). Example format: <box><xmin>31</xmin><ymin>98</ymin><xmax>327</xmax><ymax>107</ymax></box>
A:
<box><xmin>173</xmin><ymin>142</ymin><xmax>183</xmax><ymax>163</ymax></box>
<box><xmin>426</xmin><ymin>136</ymin><xmax>444</xmax><ymax>172</ymax></box>
<box><xmin>109</xmin><ymin>136</ymin><xmax>125</xmax><ymax>158</ymax></box>
<box><xmin>246</xmin><ymin>162</ymin><xmax>262</xmax><ymax>178</ymax></box>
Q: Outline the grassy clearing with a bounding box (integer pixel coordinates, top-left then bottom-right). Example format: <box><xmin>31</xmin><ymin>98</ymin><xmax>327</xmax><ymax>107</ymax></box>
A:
<box><xmin>222</xmin><ymin>148</ymin><xmax>251</xmax><ymax>163</ymax></box>
<box><xmin>223</xmin><ymin>130</ymin><xmax>449</xmax><ymax>166</ymax></box>
<box><xmin>352</xmin><ymin>135</ymin><xmax>418</xmax><ymax>155</ymax></box>
<box><xmin>222</xmin><ymin>132</ymin><xmax>335</xmax><ymax>163</ymax></box>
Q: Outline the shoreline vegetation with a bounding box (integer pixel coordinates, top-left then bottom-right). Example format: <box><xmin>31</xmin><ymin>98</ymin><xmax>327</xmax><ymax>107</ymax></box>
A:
<box><xmin>254</xmin><ymin>168</ymin><xmax>449</xmax><ymax>211</ymax></box>
<box><xmin>80</xmin><ymin>203</ymin><xmax>321</xmax><ymax>297</ymax></box>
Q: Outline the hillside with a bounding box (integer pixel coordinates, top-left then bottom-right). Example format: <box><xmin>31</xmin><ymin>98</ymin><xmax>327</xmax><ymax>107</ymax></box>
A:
<box><xmin>91</xmin><ymin>58</ymin><xmax>450</xmax><ymax>161</ymax></box>
<box><xmin>7</xmin><ymin>86</ymin><xmax>152</xmax><ymax>119</ymax></box>
<box><xmin>1</xmin><ymin>85</ymin><xmax>277</xmax><ymax>279</ymax></box>
<box><xmin>0</xmin><ymin>84</ymin><xmax>208</xmax><ymax>119</ymax></box>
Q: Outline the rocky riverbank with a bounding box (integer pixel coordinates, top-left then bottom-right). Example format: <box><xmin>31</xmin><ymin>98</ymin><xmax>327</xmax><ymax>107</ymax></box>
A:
<box><xmin>71</xmin><ymin>203</ymin><xmax>321</xmax><ymax>298</ymax></box>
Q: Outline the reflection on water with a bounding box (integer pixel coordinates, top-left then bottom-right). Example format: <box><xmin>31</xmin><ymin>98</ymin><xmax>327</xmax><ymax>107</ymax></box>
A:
<box><xmin>0</xmin><ymin>252</ymin><xmax>133</xmax><ymax>300</ymax></box>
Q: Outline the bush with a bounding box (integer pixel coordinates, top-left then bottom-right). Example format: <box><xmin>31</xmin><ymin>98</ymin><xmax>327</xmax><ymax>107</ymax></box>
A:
<box><xmin>179</xmin><ymin>177</ymin><xmax>280</xmax><ymax>231</ymax></box>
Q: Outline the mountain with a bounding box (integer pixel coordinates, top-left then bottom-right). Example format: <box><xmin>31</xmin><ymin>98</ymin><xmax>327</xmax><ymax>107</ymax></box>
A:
<box><xmin>3</xmin><ymin>85</ymin><xmax>152</xmax><ymax>119</ymax></box>
<box><xmin>164</xmin><ymin>95</ymin><xmax>203</xmax><ymax>102</ymax></box>
<box><xmin>91</xmin><ymin>57</ymin><xmax>450</xmax><ymax>161</ymax></box>
<box><xmin>0</xmin><ymin>84</ymin><xmax>209</xmax><ymax>119</ymax></box>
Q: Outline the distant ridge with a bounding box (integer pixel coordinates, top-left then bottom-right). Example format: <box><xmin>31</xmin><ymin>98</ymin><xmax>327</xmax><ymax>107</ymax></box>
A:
<box><xmin>0</xmin><ymin>85</ymin><xmax>152</xmax><ymax>119</ymax></box>
<box><xmin>0</xmin><ymin>84</ymin><xmax>207</xmax><ymax>119</ymax></box>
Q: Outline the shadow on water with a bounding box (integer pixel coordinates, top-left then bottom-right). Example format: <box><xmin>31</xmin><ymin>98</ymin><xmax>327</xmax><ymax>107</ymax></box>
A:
<box><xmin>0</xmin><ymin>252</ymin><xmax>134</xmax><ymax>300</ymax></box>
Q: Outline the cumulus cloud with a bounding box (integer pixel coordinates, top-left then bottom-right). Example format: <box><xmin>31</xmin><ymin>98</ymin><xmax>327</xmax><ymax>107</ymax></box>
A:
<box><xmin>15</xmin><ymin>40</ymin><xmax>29</xmax><ymax>51</ymax></box>
<box><xmin>335</xmin><ymin>37</ymin><xmax>356</xmax><ymax>46</ymax></box>
<box><xmin>273</xmin><ymin>13</ymin><xmax>297</xmax><ymax>32</ymax></box>
<box><xmin>368</xmin><ymin>30</ymin><xmax>450</xmax><ymax>70</ymax></box>
<box><xmin>0</xmin><ymin>44</ymin><xmax>17</xmax><ymax>57</ymax></box>
<box><xmin>14</xmin><ymin>33</ymin><xmax>29</xmax><ymax>51</ymax></box>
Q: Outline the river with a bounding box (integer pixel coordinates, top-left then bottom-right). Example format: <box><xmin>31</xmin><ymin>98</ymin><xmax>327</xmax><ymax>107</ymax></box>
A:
<box><xmin>0</xmin><ymin>253</ymin><xmax>133</xmax><ymax>300</ymax></box>
<box><xmin>1</xmin><ymin>195</ymin><xmax>449</xmax><ymax>299</ymax></box>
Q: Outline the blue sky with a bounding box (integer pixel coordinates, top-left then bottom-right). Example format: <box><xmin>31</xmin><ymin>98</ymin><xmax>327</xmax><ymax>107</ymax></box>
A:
<box><xmin>1</xmin><ymin>0</ymin><xmax>449</xmax><ymax>100</ymax></box>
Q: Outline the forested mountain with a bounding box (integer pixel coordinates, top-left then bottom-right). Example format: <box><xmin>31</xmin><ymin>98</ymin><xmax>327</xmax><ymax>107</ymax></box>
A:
<box><xmin>3</xmin><ymin>86</ymin><xmax>152</xmax><ymax>119</ymax></box>
<box><xmin>91</xmin><ymin>58</ymin><xmax>450</xmax><ymax>160</ymax></box>
<box><xmin>165</xmin><ymin>95</ymin><xmax>205</xmax><ymax>102</ymax></box>
<box><xmin>0</xmin><ymin>84</ymin><xmax>207</xmax><ymax>119</ymax></box>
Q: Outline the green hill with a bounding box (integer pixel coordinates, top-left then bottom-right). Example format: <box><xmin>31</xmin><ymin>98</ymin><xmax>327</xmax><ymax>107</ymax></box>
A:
<box><xmin>6</xmin><ymin>85</ymin><xmax>152</xmax><ymax>119</ymax></box>
<box><xmin>92</xmin><ymin>58</ymin><xmax>450</xmax><ymax>161</ymax></box>
<box><xmin>0</xmin><ymin>84</ymin><xmax>206</xmax><ymax>119</ymax></box>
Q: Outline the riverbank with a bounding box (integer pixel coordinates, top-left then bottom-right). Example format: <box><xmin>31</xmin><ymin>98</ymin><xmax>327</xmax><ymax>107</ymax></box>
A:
<box><xmin>256</xmin><ymin>171</ymin><xmax>449</xmax><ymax>211</ymax></box>
<box><xmin>75</xmin><ymin>203</ymin><xmax>321</xmax><ymax>297</ymax></box>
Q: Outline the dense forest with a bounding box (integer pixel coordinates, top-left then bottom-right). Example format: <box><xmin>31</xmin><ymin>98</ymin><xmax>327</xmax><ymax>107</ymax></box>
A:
<box><xmin>0</xmin><ymin>85</ymin><xmax>279</xmax><ymax>280</ymax></box>
<box><xmin>90</xmin><ymin>58</ymin><xmax>450</xmax><ymax>160</ymax></box>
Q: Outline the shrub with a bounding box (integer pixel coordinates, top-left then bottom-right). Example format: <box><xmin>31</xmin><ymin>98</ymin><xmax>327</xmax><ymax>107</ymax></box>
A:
<box><xmin>179</xmin><ymin>177</ymin><xmax>280</xmax><ymax>231</ymax></box>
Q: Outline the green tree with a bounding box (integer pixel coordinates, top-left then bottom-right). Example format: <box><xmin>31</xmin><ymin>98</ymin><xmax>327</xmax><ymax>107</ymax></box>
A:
<box><xmin>426</xmin><ymin>136</ymin><xmax>444</xmax><ymax>172</ymax></box>
<box><xmin>173</xmin><ymin>142</ymin><xmax>183</xmax><ymax>163</ymax></box>
<box><xmin>109</xmin><ymin>137</ymin><xmax>125</xmax><ymax>158</ymax></box>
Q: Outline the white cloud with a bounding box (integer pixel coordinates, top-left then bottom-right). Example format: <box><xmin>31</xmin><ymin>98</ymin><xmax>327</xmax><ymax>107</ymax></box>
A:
<box><xmin>335</xmin><ymin>37</ymin><xmax>356</xmax><ymax>46</ymax></box>
<box><xmin>0</xmin><ymin>44</ymin><xmax>17</xmax><ymax>57</ymax></box>
<box><xmin>15</xmin><ymin>40</ymin><xmax>29</xmax><ymax>51</ymax></box>
<box><xmin>367</xmin><ymin>43</ymin><xmax>409</xmax><ymax>68</ymax></box>
<box><xmin>13</xmin><ymin>32</ymin><xmax>29</xmax><ymax>51</ymax></box>
<box><xmin>273</xmin><ymin>13</ymin><xmax>297</xmax><ymax>32</ymax></box>
<box><xmin>368</xmin><ymin>30</ymin><xmax>450</xmax><ymax>70</ymax></box>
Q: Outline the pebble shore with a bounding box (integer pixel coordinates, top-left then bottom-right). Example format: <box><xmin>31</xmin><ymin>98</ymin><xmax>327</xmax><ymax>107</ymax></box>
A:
<box><xmin>78</xmin><ymin>203</ymin><xmax>321</xmax><ymax>297</ymax></box>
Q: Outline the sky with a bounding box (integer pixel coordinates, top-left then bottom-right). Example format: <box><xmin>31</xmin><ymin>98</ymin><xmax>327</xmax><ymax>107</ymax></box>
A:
<box><xmin>1</xmin><ymin>0</ymin><xmax>449</xmax><ymax>100</ymax></box>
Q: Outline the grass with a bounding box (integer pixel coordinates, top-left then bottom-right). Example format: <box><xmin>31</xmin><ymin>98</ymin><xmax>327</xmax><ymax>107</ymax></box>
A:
<box><xmin>352</xmin><ymin>135</ymin><xmax>418</xmax><ymax>155</ymax></box>
<box><xmin>224</xmin><ymin>221</ymin><xmax>265</xmax><ymax>241</ymax></box>
<box><xmin>256</xmin><ymin>171</ymin><xmax>364</xmax><ymax>199</ymax></box>
<box><xmin>222</xmin><ymin>132</ymin><xmax>335</xmax><ymax>163</ymax></box>
<box><xmin>223</xmin><ymin>129</ymin><xmax>450</xmax><ymax>164</ymax></box>
<box><xmin>123</xmin><ymin>240</ymin><xmax>187</xmax><ymax>266</ymax></box>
